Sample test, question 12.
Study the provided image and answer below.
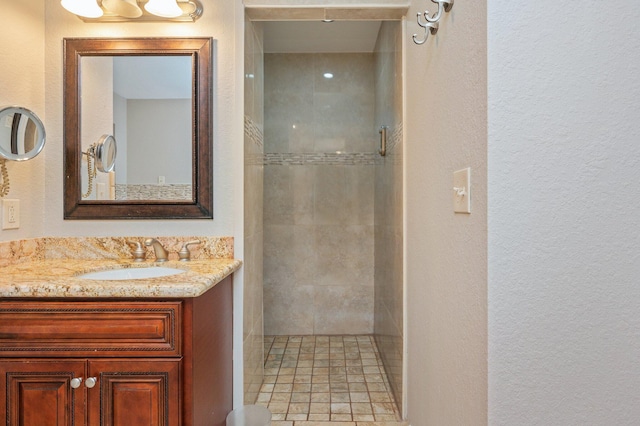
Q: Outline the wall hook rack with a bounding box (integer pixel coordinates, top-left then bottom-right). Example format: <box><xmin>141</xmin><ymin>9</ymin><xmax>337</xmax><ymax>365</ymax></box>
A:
<box><xmin>413</xmin><ymin>0</ymin><xmax>453</xmax><ymax>45</ymax></box>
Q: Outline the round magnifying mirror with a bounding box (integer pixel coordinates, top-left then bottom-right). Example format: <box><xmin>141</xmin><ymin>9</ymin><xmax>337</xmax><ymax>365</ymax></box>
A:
<box><xmin>0</xmin><ymin>106</ymin><xmax>46</xmax><ymax>161</ymax></box>
<box><xmin>94</xmin><ymin>134</ymin><xmax>117</xmax><ymax>173</ymax></box>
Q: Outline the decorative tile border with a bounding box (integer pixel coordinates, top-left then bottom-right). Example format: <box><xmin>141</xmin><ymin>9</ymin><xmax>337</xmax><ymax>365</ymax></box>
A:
<box><xmin>264</xmin><ymin>152</ymin><xmax>380</xmax><ymax>166</ymax></box>
<box><xmin>262</xmin><ymin>123</ymin><xmax>402</xmax><ymax>166</ymax></box>
<box><xmin>245</xmin><ymin>153</ymin><xmax>265</xmax><ymax>166</ymax></box>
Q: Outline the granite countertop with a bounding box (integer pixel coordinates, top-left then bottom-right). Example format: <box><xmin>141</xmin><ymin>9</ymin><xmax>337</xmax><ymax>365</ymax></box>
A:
<box><xmin>0</xmin><ymin>258</ymin><xmax>242</xmax><ymax>298</ymax></box>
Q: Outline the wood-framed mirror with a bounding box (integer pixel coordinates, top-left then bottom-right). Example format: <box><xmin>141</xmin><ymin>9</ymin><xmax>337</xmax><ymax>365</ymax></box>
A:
<box><xmin>63</xmin><ymin>37</ymin><xmax>213</xmax><ymax>219</ymax></box>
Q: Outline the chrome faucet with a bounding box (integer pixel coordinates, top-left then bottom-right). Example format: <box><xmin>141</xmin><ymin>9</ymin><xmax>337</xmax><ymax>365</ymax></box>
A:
<box><xmin>144</xmin><ymin>238</ymin><xmax>169</xmax><ymax>262</ymax></box>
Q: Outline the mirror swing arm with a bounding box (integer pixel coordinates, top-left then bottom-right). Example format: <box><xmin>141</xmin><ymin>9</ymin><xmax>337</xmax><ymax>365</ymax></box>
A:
<box><xmin>0</xmin><ymin>159</ymin><xmax>9</xmax><ymax>198</ymax></box>
<box><xmin>63</xmin><ymin>37</ymin><xmax>213</xmax><ymax>219</ymax></box>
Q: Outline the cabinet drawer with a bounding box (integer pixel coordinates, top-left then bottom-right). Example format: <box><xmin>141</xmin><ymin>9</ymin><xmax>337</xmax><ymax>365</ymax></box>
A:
<box><xmin>0</xmin><ymin>301</ymin><xmax>182</xmax><ymax>357</ymax></box>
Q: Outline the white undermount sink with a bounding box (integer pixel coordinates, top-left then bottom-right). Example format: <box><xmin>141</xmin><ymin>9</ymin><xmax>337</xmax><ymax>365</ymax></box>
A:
<box><xmin>78</xmin><ymin>266</ymin><xmax>186</xmax><ymax>281</ymax></box>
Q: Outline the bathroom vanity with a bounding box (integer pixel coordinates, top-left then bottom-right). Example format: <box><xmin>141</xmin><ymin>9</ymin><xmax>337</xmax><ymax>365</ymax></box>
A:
<box><xmin>0</xmin><ymin>237</ymin><xmax>240</xmax><ymax>426</ymax></box>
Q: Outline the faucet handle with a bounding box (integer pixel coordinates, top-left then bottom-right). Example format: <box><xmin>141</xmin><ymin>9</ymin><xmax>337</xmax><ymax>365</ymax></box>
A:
<box><xmin>178</xmin><ymin>240</ymin><xmax>201</xmax><ymax>262</ymax></box>
<box><xmin>126</xmin><ymin>240</ymin><xmax>146</xmax><ymax>262</ymax></box>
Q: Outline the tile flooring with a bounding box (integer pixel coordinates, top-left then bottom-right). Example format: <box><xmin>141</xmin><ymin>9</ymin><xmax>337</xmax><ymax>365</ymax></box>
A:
<box><xmin>259</xmin><ymin>335</ymin><xmax>405</xmax><ymax>426</ymax></box>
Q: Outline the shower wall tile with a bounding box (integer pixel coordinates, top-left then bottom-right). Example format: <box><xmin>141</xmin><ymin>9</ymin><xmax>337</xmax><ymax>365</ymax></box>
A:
<box><xmin>313</xmin><ymin>53</ymin><xmax>375</xmax><ymax>95</ymax></box>
<box><xmin>264</xmin><ymin>54</ymin><xmax>315</xmax><ymax>154</ymax></box>
<box><xmin>312</xmin><ymin>225</ymin><xmax>374</xmax><ymax>288</ymax></box>
<box><xmin>291</xmin><ymin>167</ymin><xmax>315</xmax><ymax>225</ymax></box>
<box><xmin>313</xmin><ymin>285</ymin><xmax>374</xmax><ymax>335</ymax></box>
<box><xmin>264</xmin><ymin>224</ymin><xmax>317</xmax><ymax>287</ymax></box>
<box><xmin>373</xmin><ymin>21</ymin><xmax>404</xmax><ymax>413</ymax></box>
<box><xmin>265</xmin><ymin>93</ymin><xmax>315</xmax><ymax>153</ymax></box>
<box><xmin>265</xmin><ymin>54</ymin><xmax>315</xmax><ymax>93</ymax></box>
<box><xmin>244</xmin><ymin>14</ymin><xmax>265</xmax><ymax>405</ymax></box>
<box><xmin>264</xmin><ymin>224</ymin><xmax>297</xmax><ymax>284</ymax></box>
<box><xmin>264</xmin><ymin>166</ymin><xmax>295</xmax><ymax>225</ymax></box>
<box><xmin>264</xmin><ymin>53</ymin><xmax>377</xmax><ymax>337</ymax></box>
<box><xmin>264</xmin><ymin>166</ymin><xmax>315</xmax><ymax>226</ymax></box>
<box><xmin>313</xmin><ymin>54</ymin><xmax>375</xmax><ymax>153</ymax></box>
<box><xmin>264</xmin><ymin>53</ymin><xmax>376</xmax><ymax>155</ymax></box>
<box><xmin>264</xmin><ymin>283</ymin><xmax>315</xmax><ymax>335</ymax></box>
<box><xmin>345</xmin><ymin>166</ymin><xmax>375</xmax><ymax>225</ymax></box>
<box><xmin>313</xmin><ymin>165</ymin><xmax>374</xmax><ymax>226</ymax></box>
<box><xmin>313</xmin><ymin>92</ymin><xmax>374</xmax><ymax>153</ymax></box>
<box><xmin>313</xmin><ymin>165</ymin><xmax>349</xmax><ymax>225</ymax></box>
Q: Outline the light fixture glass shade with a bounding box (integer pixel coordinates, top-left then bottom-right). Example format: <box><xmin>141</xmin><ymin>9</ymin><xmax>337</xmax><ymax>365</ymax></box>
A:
<box><xmin>61</xmin><ymin>0</ymin><xmax>103</xmax><ymax>18</ymax></box>
<box><xmin>144</xmin><ymin>0</ymin><xmax>182</xmax><ymax>18</ymax></box>
<box><xmin>102</xmin><ymin>0</ymin><xmax>143</xmax><ymax>18</ymax></box>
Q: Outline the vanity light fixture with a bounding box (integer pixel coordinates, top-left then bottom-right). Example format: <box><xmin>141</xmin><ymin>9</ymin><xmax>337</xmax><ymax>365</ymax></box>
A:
<box><xmin>144</xmin><ymin>0</ymin><xmax>182</xmax><ymax>18</ymax></box>
<box><xmin>61</xmin><ymin>0</ymin><xmax>103</xmax><ymax>18</ymax></box>
<box><xmin>61</xmin><ymin>0</ymin><xmax>203</xmax><ymax>22</ymax></box>
<box><xmin>102</xmin><ymin>0</ymin><xmax>142</xmax><ymax>18</ymax></box>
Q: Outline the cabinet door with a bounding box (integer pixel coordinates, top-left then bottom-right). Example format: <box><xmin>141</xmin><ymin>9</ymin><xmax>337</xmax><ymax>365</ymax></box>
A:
<box><xmin>87</xmin><ymin>359</ymin><xmax>181</xmax><ymax>426</ymax></box>
<box><xmin>0</xmin><ymin>360</ymin><xmax>85</xmax><ymax>426</ymax></box>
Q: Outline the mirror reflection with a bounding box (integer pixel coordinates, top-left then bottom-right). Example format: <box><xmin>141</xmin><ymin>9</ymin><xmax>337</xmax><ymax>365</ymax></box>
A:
<box><xmin>95</xmin><ymin>134</ymin><xmax>117</xmax><ymax>173</ymax></box>
<box><xmin>0</xmin><ymin>106</ymin><xmax>46</xmax><ymax>161</ymax></box>
<box><xmin>63</xmin><ymin>37</ymin><xmax>212</xmax><ymax>220</ymax></box>
<box><xmin>80</xmin><ymin>56</ymin><xmax>192</xmax><ymax>201</ymax></box>
<box><xmin>82</xmin><ymin>134</ymin><xmax>117</xmax><ymax>199</ymax></box>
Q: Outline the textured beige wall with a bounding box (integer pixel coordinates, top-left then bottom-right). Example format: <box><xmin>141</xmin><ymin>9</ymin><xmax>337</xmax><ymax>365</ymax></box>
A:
<box><xmin>0</xmin><ymin>0</ymin><xmax>45</xmax><ymax>241</ymax></box>
<box><xmin>263</xmin><ymin>53</ymin><xmax>376</xmax><ymax>335</ymax></box>
<box><xmin>243</xmin><ymin>14</ymin><xmax>265</xmax><ymax>405</ymax></box>
<box><xmin>405</xmin><ymin>0</ymin><xmax>488</xmax><ymax>424</ymax></box>
<box><xmin>373</xmin><ymin>20</ymin><xmax>404</xmax><ymax>415</ymax></box>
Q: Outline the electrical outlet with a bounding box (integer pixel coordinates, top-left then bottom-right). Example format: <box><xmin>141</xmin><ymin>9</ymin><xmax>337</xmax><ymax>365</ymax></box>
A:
<box><xmin>2</xmin><ymin>199</ymin><xmax>20</xmax><ymax>229</ymax></box>
<box><xmin>158</xmin><ymin>176</ymin><xmax>166</xmax><ymax>185</ymax></box>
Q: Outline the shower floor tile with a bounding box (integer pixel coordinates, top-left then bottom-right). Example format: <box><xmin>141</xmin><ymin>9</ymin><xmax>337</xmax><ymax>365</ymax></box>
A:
<box><xmin>260</xmin><ymin>336</ymin><xmax>405</xmax><ymax>426</ymax></box>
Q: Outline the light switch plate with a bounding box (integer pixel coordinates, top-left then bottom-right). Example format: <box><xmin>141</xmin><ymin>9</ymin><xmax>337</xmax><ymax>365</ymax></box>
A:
<box><xmin>453</xmin><ymin>168</ymin><xmax>471</xmax><ymax>214</ymax></box>
<box><xmin>2</xmin><ymin>199</ymin><xmax>20</xmax><ymax>229</ymax></box>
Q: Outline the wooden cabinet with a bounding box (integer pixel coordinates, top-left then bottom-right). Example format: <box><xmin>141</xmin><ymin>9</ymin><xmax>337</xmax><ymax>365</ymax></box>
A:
<box><xmin>88</xmin><ymin>359</ymin><xmax>181</xmax><ymax>426</ymax></box>
<box><xmin>0</xmin><ymin>276</ymin><xmax>233</xmax><ymax>426</ymax></box>
<box><xmin>1</xmin><ymin>360</ymin><xmax>85</xmax><ymax>425</ymax></box>
<box><xmin>0</xmin><ymin>359</ymin><xmax>179</xmax><ymax>426</ymax></box>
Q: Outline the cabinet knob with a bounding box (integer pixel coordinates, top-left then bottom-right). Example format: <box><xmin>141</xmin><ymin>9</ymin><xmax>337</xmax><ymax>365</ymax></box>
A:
<box><xmin>70</xmin><ymin>377</ymin><xmax>83</xmax><ymax>389</ymax></box>
<box><xmin>85</xmin><ymin>377</ymin><xmax>97</xmax><ymax>388</ymax></box>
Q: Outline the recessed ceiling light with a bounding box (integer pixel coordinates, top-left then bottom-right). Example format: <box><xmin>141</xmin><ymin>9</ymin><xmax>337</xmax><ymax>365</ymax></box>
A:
<box><xmin>323</xmin><ymin>73</ymin><xmax>334</xmax><ymax>79</ymax></box>
<box><xmin>322</xmin><ymin>19</ymin><xmax>334</xmax><ymax>23</ymax></box>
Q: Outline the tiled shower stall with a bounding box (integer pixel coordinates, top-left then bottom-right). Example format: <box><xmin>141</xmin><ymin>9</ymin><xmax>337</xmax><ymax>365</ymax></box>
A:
<box><xmin>244</xmin><ymin>18</ymin><xmax>404</xmax><ymax>421</ymax></box>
